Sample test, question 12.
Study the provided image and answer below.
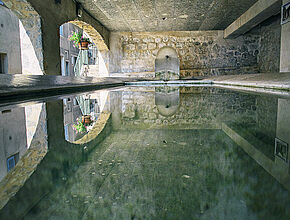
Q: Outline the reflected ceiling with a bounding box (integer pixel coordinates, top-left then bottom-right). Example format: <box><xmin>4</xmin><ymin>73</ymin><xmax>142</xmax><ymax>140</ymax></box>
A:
<box><xmin>79</xmin><ymin>0</ymin><xmax>258</xmax><ymax>32</ymax></box>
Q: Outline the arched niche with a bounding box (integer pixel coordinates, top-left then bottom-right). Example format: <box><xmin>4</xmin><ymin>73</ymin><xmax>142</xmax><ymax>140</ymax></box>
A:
<box><xmin>155</xmin><ymin>46</ymin><xmax>180</xmax><ymax>81</ymax></box>
<box><xmin>155</xmin><ymin>87</ymin><xmax>180</xmax><ymax>117</ymax></box>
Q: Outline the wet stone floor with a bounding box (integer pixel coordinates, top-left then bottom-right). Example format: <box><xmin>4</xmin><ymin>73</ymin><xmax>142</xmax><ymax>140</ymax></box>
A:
<box><xmin>25</xmin><ymin>129</ymin><xmax>289</xmax><ymax>220</ymax></box>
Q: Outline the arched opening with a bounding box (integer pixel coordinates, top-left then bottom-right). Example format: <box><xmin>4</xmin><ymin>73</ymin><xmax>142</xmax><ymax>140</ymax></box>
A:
<box><xmin>155</xmin><ymin>46</ymin><xmax>180</xmax><ymax>80</ymax></box>
<box><xmin>59</xmin><ymin>20</ymin><xmax>109</xmax><ymax>78</ymax></box>
<box><xmin>1</xmin><ymin>0</ymin><xmax>44</xmax><ymax>75</ymax></box>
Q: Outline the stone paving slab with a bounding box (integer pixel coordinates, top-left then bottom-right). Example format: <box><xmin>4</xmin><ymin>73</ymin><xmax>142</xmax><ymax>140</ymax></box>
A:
<box><xmin>0</xmin><ymin>74</ymin><xmax>140</xmax><ymax>97</ymax></box>
<box><xmin>207</xmin><ymin>72</ymin><xmax>290</xmax><ymax>90</ymax></box>
<box><xmin>1</xmin><ymin>73</ymin><xmax>290</xmax><ymax>100</ymax></box>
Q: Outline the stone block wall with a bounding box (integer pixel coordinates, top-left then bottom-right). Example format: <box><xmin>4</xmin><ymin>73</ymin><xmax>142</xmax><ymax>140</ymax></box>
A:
<box><xmin>110</xmin><ymin>31</ymin><xmax>260</xmax><ymax>78</ymax></box>
<box><xmin>112</xmin><ymin>87</ymin><xmax>257</xmax><ymax>129</ymax></box>
<box><xmin>256</xmin><ymin>14</ymin><xmax>281</xmax><ymax>73</ymax></box>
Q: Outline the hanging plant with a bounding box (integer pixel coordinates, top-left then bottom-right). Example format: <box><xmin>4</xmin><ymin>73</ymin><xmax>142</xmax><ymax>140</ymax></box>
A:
<box><xmin>72</xmin><ymin>117</ymin><xmax>87</xmax><ymax>134</ymax></box>
<box><xmin>68</xmin><ymin>31</ymin><xmax>91</xmax><ymax>49</ymax></box>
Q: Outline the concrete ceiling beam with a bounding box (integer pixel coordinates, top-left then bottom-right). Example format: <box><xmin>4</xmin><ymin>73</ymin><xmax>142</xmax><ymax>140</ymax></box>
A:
<box><xmin>224</xmin><ymin>0</ymin><xmax>282</xmax><ymax>39</ymax></box>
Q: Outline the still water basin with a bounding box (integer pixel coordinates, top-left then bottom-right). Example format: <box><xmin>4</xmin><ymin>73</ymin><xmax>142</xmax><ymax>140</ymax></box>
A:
<box><xmin>0</xmin><ymin>86</ymin><xmax>289</xmax><ymax>219</ymax></box>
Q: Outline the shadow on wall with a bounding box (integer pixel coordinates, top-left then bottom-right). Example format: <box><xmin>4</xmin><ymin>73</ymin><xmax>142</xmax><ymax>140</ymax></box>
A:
<box><xmin>1</xmin><ymin>0</ymin><xmax>44</xmax><ymax>75</ymax></box>
<box><xmin>155</xmin><ymin>46</ymin><xmax>180</xmax><ymax>80</ymax></box>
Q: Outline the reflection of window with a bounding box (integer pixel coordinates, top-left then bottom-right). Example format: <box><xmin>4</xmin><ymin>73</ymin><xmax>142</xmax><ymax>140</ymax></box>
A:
<box><xmin>59</xmin><ymin>25</ymin><xmax>64</xmax><ymax>36</ymax></box>
<box><xmin>64</xmin><ymin>125</ymin><xmax>69</xmax><ymax>141</ymax></box>
<box><xmin>7</xmin><ymin>153</ymin><xmax>19</xmax><ymax>172</ymax></box>
<box><xmin>61</xmin><ymin>56</ymin><xmax>65</xmax><ymax>76</ymax></box>
<box><xmin>275</xmin><ymin>138</ymin><xmax>289</xmax><ymax>163</ymax></box>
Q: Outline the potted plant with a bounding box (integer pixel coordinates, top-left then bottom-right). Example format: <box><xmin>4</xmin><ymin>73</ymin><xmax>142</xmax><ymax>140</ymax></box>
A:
<box><xmin>72</xmin><ymin>117</ymin><xmax>87</xmax><ymax>134</ymax></box>
<box><xmin>68</xmin><ymin>31</ymin><xmax>91</xmax><ymax>50</ymax></box>
<box><xmin>82</xmin><ymin>115</ymin><xmax>92</xmax><ymax>125</ymax></box>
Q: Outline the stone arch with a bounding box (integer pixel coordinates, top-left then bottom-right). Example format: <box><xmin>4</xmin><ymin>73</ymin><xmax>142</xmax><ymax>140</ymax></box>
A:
<box><xmin>1</xmin><ymin>0</ymin><xmax>44</xmax><ymax>74</ymax></box>
<box><xmin>155</xmin><ymin>46</ymin><xmax>180</xmax><ymax>80</ymax></box>
<box><xmin>63</xmin><ymin>20</ymin><xmax>110</xmax><ymax>76</ymax></box>
<box><xmin>69</xmin><ymin>20</ymin><xmax>108</xmax><ymax>51</ymax></box>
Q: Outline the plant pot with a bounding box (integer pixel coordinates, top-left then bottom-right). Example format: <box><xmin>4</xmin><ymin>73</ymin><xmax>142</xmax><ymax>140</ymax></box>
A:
<box><xmin>79</xmin><ymin>41</ymin><xmax>89</xmax><ymax>50</ymax></box>
<box><xmin>82</xmin><ymin>115</ymin><xmax>91</xmax><ymax>125</ymax></box>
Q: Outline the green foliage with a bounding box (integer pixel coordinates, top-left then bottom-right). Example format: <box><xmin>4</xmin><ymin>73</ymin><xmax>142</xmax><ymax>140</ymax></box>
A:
<box><xmin>68</xmin><ymin>31</ymin><xmax>91</xmax><ymax>48</ymax></box>
<box><xmin>72</xmin><ymin>118</ymin><xmax>87</xmax><ymax>133</ymax></box>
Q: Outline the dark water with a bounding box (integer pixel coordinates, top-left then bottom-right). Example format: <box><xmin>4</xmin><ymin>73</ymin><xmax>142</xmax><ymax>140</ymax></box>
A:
<box><xmin>0</xmin><ymin>86</ymin><xmax>289</xmax><ymax>219</ymax></box>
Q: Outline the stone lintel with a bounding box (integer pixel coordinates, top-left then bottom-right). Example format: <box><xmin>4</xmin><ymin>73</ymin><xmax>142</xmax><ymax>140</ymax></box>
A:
<box><xmin>224</xmin><ymin>0</ymin><xmax>282</xmax><ymax>39</ymax></box>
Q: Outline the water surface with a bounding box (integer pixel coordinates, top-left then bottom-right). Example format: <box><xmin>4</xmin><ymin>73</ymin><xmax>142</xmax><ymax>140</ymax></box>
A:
<box><xmin>0</xmin><ymin>86</ymin><xmax>289</xmax><ymax>219</ymax></box>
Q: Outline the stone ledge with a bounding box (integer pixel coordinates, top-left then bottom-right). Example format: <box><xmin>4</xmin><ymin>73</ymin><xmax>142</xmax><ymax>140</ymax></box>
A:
<box><xmin>208</xmin><ymin>72</ymin><xmax>290</xmax><ymax>91</ymax></box>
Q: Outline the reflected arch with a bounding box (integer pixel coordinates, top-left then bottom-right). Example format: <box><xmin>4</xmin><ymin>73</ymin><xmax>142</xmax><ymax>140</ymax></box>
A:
<box><xmin>155</xmin><ymin>87</ymin><xmax>180</xmax><ymax>117</ymax></box>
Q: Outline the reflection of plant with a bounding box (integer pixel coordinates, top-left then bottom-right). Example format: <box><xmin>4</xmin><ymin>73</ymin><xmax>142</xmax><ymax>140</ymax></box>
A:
<box><xmin>72</xmin><ymin>118</ymin><xmax>87</xmax><ymax>133</ymax></box>
<box><xmin>68</xmin><ymin>31</ymin><xmax>91</xmax><ymax>48</ymax></box>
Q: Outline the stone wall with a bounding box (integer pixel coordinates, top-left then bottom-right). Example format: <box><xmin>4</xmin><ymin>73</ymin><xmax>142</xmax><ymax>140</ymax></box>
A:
<box><xmin>111</xmin><ymin>87</ymin><xmax>257</xmax><ymax>130</ymax></box>
<box><xmin>110</xmin><ymin>31</ymin><xmax>260</xmax><ymax>78</ymax></box>
<box><xmin>256</xmin><ymin>14</ymin><xmax>281</xmax><ymax>73</ymax></box>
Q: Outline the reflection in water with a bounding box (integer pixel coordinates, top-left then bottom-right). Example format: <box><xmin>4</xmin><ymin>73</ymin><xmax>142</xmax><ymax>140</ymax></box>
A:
<box><xmin>0</xmin><ymin>107</ymin><xmax>27</xmax><ymax>182</ymax></box>
<box><xmin>63</xmin><ymin>91</ymin><xmax>109</xmax><ymax>142</ymax></box>
<box><xmin>0</xmin><ymin>87</ymin><xmax>289</xmax><ymax>219</ymax></box>
<box><xmin>155</xmin><ymin>86</ymin><xmax>180</xmax><ymax>117</ymax></box>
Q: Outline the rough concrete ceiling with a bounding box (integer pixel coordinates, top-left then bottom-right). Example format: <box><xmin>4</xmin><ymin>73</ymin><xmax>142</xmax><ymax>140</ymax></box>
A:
<box><xmin>78</xmin><ymin>0</ymin><xmax>258</xmax><ymax>32</ymax></box>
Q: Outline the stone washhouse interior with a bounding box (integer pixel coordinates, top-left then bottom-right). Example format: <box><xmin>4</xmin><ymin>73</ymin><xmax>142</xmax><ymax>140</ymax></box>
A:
<box><xmin>0</xmin><ymin>0</ymin><xmax>290</xmax><ymax>219</ymax></box>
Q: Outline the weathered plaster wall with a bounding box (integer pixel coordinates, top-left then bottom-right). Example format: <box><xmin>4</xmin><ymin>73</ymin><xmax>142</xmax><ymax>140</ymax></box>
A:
<box><xmin>256</xmin><ymin>15</ymin><xmax>281</xmax><ymax>73</ymax></box>
<box><xmin>2</xmin><ymin>0</ymin><xmax>44</xmax><ymax>74</ymax></box>
<box><xmin>110</xmin><ymin>31</ymin><xmax>260</xmax><ymax>78</ymax></box>
<box><xmin>0</xmin><ymin>6</ymin><xmax>22</xmax><ymax>74</ymax></box>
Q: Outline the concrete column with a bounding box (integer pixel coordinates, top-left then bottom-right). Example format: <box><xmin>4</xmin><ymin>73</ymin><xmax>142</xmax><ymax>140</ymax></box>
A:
<box><xmin>280</xmin><ymin>0</ymin><xmax>290</xmax><ymax>72</ymax></box>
